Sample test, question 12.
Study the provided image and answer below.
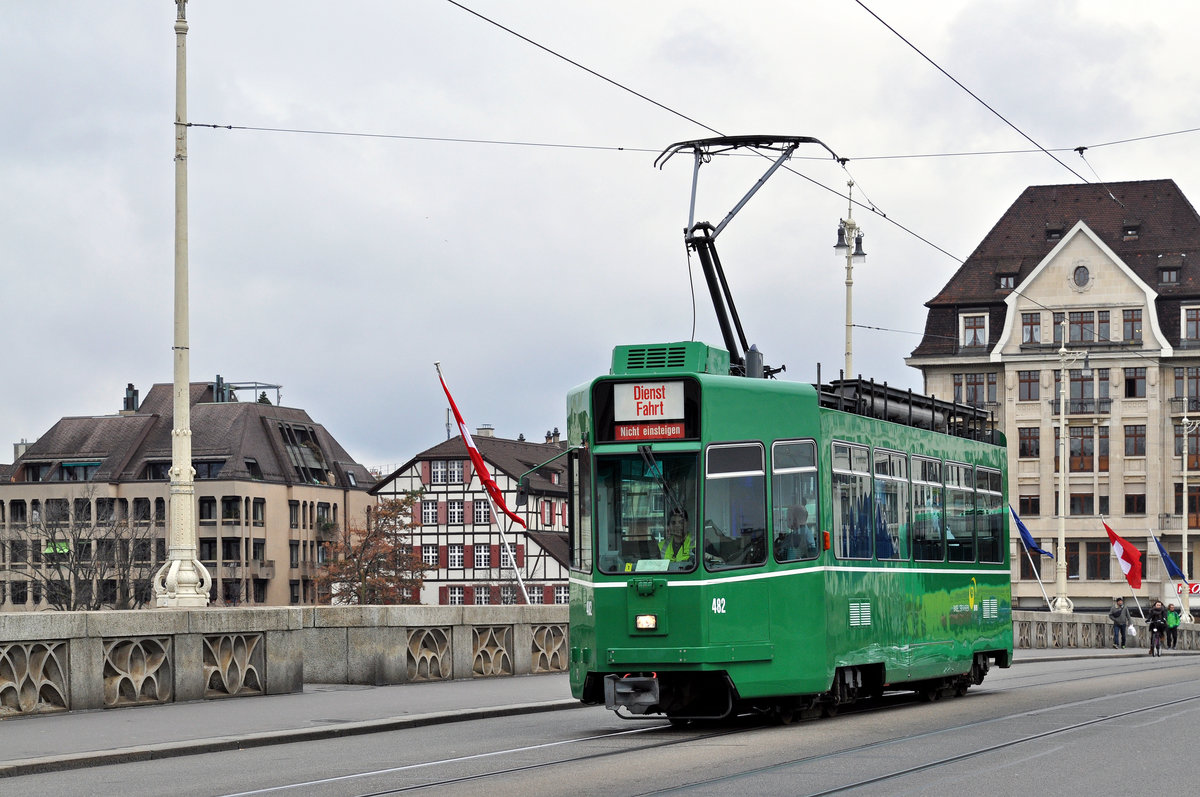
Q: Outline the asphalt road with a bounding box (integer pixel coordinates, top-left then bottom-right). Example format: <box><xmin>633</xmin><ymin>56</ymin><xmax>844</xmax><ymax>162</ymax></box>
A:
<box><xmin>5</xmin><ymin>653</ymin><xmax>1196</xmax><ymax>796</ymax></box>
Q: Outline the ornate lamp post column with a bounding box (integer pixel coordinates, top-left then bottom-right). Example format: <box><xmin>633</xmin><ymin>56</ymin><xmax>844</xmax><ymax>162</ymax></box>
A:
<box><xmin>833</xmin><ymin>181</ymin><xmax>866</xmax><ymax>378</ymax></box>
<box><xmin>1182</xmin><ymin>385</ymin><xmax>1197</xmax><ymax>624</ymax></box>
<box><xmin>153</xmin><ymin>0</ymin><xmax>211</xmax><ymax>607</ymax></box>
<box><xmin>1052</xmin><ymin>317</ymin><xmax>1086</xmax><ymax>613</ymax></box>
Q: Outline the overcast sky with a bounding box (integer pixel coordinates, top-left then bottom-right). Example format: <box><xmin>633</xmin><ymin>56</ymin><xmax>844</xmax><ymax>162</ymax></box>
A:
<box><xmin>4</xmin><ymin>1</ymin><xmax>1199</xmax><ymax>472</ymax></box>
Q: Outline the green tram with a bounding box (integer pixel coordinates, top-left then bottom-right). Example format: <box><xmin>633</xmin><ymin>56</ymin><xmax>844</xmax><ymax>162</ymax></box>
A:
<box><xmin>565</xmin><ymin>341</ymin><xmax>1012</xmax><ymax>722</ymax></box>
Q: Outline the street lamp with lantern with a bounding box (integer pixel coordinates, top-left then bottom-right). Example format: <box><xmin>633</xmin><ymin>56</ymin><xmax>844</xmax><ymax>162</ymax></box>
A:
<box><xmin>833</xmin><ymin>181</ymin><xmax>866</xmax><ymax>379</ymax></box>
<box><xmin>1052</xmin><ymin>316</ymin><xmax>1088</xmax><ymax>613</ymax></box>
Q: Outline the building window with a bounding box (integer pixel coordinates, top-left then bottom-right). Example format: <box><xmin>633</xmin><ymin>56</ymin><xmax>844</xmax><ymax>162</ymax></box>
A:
<box><xmin>1018</xmin><ymin>428</ymin><xmax>1040</xmax><ymax>458</ymax></box>
<box><xmin>1018</xmin><ymin>495</ymin><xmax>1040</xmax><ymax>516</ymax></box>
<box><xmin>1018</xmin><ymin>370</ymin><xmax>1039</xmax><ymax>401</ymax></box>
<box><xmin>1053</xmin><ymin>312</ymin><xmax>1064</xmax><ymax>344</ymax></box>
<box><xmin>1085</xmin><ymin>541</ymin><xmax>1110</xmax><ymax>580</ymax></box>
<box><xmin>1125</xmin><ymin>425</ymin><xmax>1145</xmax><ymax>457</ymax></box>
<box><xmin>1186</xmin><ymin>308</ymin><xmax>1200</xmax><ymax>341</ymax></box>
<box><xmin>1123</xmin><ymin>309</ymin><xmax>1143</xmax><ymax>343</ymax></box>
<box><xmin>199</xmin><ymin>497</ymin><xmax>217</xmax><ymax>524</ymax></box>
<box><xmin>554</xmin><ymin>585</ymin><xmax>570</xmax><ymax>604</ymax></box>
<box><xmin>541</xmin><ymin>501</ymin><xmax>553</xmax><ymax>526</ymax></box>
<box><xmin>289</xmin><ymin>501</ymin><xmax>299</xmax><ymax>529</ymax></box>
<box><xmin>474</xmin><ymin>501</ymin><xmax>491</xmax><ymax>524</ymax></box>
<box><xmin>422</xmin><ymin>544</ymin><xmax>438</xmax><ymax>567</ymax></box>
<box><xmin>1069</xmin><ymin>311</ymin><xmax>1094</xmax><ymax>342</ymax></box>
<box><xmin>1176</xmin><ymin>367</ymin><xmax>1200</xmax><ymax>403</ymax></box>
<box><xmin>474</xmin><ymin>588</ymin><xmax>490</xmax><ymax>605</ymax></box>
<box><xmin>500</xmin><ymin>585</ymin><xmax>517</xmax><ymax>605</ymax></box>
<box><xmin>194</xmin><ymin>461</ymin><xmax>224</xmax><ymax>479</ymax></box>
<box><xmin>501</xmin><ymin>546</ymin><xmax>515</xmax><ymax>569</ymax></box>
<box><xmin>252</xmin><ymin>499</ymin><xmax>265</xmax><ymax>526</ymax></box>
<box><xmin>23</xmin><ymin>464</ymin><xmax>49</xmax><ymax>482</ymax></box>
<box><xmin>1021</xmin><ymin>313</ymin><xmax>1041</xmax><ymax>344</ymax></box>
<box><xmin>1162</xmin><ymin>269</ymin><xmax>1180</xmax><ymax>284</ymax></box>
<box><xmin>1069</xmin><ymin>493</ymin><xmax>1094</xmax><ymax>516</ymax></box>
<box><xmin>527</xmin><ymin>587</ymin><xmax>545</xmax><ymax>604</ymax></box>
<box><xmin>475</xmin><ymin>545</ymin><xmax>491</xmax><ymax>568</ymax></box>
<box><xmin>431</xmin><ymin>460</ymin><xmax>448</xmax><ymax>484</ymax></box>
<box><xmin>999</xmin><ymin>275</ymin><xmax>1015</xmax><ymax>290</ymax></box>
<box><xmin>221</xmin><ymin>497</ymin><xmax>241</xmax><ymax>524</ymax></box>
<box><xmin>59</xmin><ymin>462</ymin><xmax>98</xmax><ymax>481</ymax></box>
<box><xmin>421</xmin><ymin>501</ymin><xmax>438</xmax><ymax>525</ymax></box>
<box><xmin>1124</xmin><ymin>368</ymin><xmax>1146</xmax><ymax>398</ymax></box>
<box><xmin>448</xmin><ymin>500</ymin><xmax>464</xmax><ymax>525</ymax></box>
<box><xmin>448</xmin><ymin>544</ymin><xmax>464</xmax><ymax>569</ymax></box>
<box><xmin>961</xmin><ymin>314</ymin><xmax>987</xmax><ymax>348</ymax></box>
<box><xmin>448</xmin><ymin>461</ymin><xmax>464</xmax><ymax>483</ymax></box>
<box><xmin>1070</xmin><ymin>427</ymin><xmax>1094</xmax><ymax>472</ymax></box>
<box><xmin>447</xmin><ymin>586</ymin><xmax>464</xmax><ymax>605</ymax></box>
<box><xmin>1125</xmin><ymin>493</ymin><xmax>1146</xmax><ymax>515</ymax></box>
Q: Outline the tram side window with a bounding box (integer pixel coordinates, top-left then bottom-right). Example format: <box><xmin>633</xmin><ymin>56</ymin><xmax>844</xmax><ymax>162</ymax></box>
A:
<box><xmin>946</xmin><ymin>463</ymin><xmax>976</xmax><ymax>562</ymax></box>
<box><xmin>873</xmin><ymin>450</ymin><xmax>909</xmax><ymax>560</ymax></box>
<box><xmin>704</xmin><ymin>444</ymin><xmax>767</xmax><ymax>570</ymax></box>
<box><xmin>912</xmin><ymin>458</ymin><xmax>944</xmax><ymax>561</ymax></box>
<box><xmin>976</xmin><ymin>468</ymin><xmax>1004</xmax><ymax>563</ymax></box>
<box><xmin>771</xmin><ymin>440</ymin><xmax>819</xmax><ymax>562</ymax></box>
<box><xmin>832</xmin><ymin>442</ymin><xmax>872</xmax><ymax>559</ymax></box>
<box><xmin>569</xmin><ymin>452</ymin><xmax>593</xmax><ymax>572</ymax></box>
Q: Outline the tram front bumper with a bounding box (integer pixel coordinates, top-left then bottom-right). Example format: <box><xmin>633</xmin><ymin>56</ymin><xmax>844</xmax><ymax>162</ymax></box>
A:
<box><xmin>604</xmin><ymin>673</ymin><xmax>661</xmax><ymax>715</ymax></box>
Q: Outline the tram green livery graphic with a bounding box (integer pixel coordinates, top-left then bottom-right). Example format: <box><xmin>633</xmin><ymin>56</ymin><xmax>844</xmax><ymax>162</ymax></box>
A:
<box><xmin>565</xmin><ymin>342</ymin><xmax>1012</xmax><ymax>722</ymax></box>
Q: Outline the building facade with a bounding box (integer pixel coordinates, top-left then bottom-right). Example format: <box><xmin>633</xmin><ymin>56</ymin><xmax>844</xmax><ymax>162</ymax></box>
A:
<box><xmin>0</xmin><ymin>381</ymin><xmax>374</xmax><ymax>610</ymax></box>
<box><xmin>372</xmin><ymin>429</ymin><xmax>570</xmax><ymax>605</ymax></box>
<box><xmin>907</xmin><ymin>179</ymin><xmax>1200</xmax><ymax>612</ymax></box>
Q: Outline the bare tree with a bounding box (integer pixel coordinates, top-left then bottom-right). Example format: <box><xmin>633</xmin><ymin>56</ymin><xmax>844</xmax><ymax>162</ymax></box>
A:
<box><xmin>317</xmin><ymin>494</ymin><xmax>427</xmax><ymax>604</ymax></box>
<box><xmin>13</xmin><ymin>486</ymin><xmax>162</xmax><ymax>610</ymax></box>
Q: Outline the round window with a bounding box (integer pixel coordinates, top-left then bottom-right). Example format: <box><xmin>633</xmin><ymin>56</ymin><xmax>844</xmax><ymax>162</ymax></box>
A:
<box><xmin>1073</xmin><ymin>265</ymin><xmax>1090</xmax><ymax>287</ymax></box>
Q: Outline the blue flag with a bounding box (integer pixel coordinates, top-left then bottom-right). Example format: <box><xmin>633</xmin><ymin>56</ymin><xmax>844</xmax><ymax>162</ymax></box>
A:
<box><xmin>1010</xmin><ymin>506</ymin><xmax>1053</xmax><ymax>558</ymax></box>
<box><xmin>1153</xmin><ymin>532</ymin><xmax>1188</xmax><ymax>583</ymax></box>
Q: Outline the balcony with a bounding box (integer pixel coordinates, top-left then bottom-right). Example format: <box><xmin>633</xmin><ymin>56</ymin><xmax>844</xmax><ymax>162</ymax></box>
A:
<box><xmin>249</xmin><ymin>559</ymin><xmax>276</xmax><ymax>579</ymax></box>
<box><xmin>1047</xmin><ymin>398</ymin><xmax>1112</xmax><ymax>416</ymax></box>
<box><xmin>1169</xmin><ymin>397</ymin><xmax>1200</xmax><ymax>415</ymax></box>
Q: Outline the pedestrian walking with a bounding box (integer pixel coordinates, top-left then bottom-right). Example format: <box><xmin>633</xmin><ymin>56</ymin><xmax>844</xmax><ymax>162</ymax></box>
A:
<box><xmin>1166</xmin><ymin>603</ymin><xmax>1181</xmax><ymax>650</ymax></box>
<box><xmin>1110</xmin><ymin>597</ymin><xmax>1130</xmax><ymax>648</ymax></box>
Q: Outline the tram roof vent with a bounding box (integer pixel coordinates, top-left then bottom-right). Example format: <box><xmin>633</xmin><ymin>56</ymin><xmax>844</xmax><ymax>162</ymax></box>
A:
<box><xmin>611</xmin><ymin>342</ymin><xmax>730</xmax><ymax>376</ymax></box>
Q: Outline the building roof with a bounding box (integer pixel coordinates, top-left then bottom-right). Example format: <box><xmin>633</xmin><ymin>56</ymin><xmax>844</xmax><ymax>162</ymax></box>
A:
<box><xmin>371</xmin><ymin>433</ymin><xmax>569</xmax><ymax>497</ymax></box>
<box><xmin>8</xmin><ymin>382</ymin><xmax>373</xmax><ymax>489</ymax></box>
<box><xmin>910</xmin><ymin>179</ymin><xmax>1200</xmax><ymax>357</ymax></box>
<box><xmin>527</xmin><ymin>530</ymin><xmax>569</xmax><ymax>569</ymax></box>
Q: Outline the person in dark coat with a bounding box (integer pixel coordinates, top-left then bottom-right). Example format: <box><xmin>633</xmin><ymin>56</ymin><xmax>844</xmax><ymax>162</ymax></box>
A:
<box><xmin>1109</xmin><ymin>597</ymin><xmax>1131</xmax><ymax>648</ymax></box>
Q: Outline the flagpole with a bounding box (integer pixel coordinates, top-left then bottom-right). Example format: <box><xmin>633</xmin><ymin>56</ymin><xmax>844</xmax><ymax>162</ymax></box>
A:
<box><xmin>1023</xmin><ymin>541</ymin><xmax>1053</xmax><ymax>610</ymax></box>
<box><xmin>487</xmin><ymin>495</ymin><xmax>530</xmax><ymax>605</ymax></box>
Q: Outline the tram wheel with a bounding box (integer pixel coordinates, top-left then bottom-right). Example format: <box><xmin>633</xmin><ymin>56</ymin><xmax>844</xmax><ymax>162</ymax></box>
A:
<box><xmin>820</xmin><ymin>702</ymin><xmax>839</xmax><ymax>718</ymax></box>
<box><xmin>773</xmin><ymin>706</ymin><xmax>796</xmax><ymax>725</ymax></box>
<box><xmin>919</xmin><ymin>686</ymin><xmax>942</xmax><ymax>703</ymax></box>
<box><xmin>667</xmin><ymin>715</ymin><xmax>692</xmax><ymax>729</ymax></box>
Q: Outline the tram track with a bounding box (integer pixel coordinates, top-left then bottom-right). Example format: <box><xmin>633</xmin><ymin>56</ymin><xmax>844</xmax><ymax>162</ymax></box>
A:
<box><xmin>218</xmin><ymin>658</ymin><xmax>1200</xmax><ymax>796</ymax></box>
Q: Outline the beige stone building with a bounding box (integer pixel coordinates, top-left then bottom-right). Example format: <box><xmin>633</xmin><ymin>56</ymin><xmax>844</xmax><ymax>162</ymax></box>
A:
<box><xmin>907</xmin><ymin>179</ymin><xmax>1200</xmax><ymax>612</ymax></box>
<box><xmin>0</xmin><ymin>380</ymin><xmax>374</xmax><ymax>609</ymax></box>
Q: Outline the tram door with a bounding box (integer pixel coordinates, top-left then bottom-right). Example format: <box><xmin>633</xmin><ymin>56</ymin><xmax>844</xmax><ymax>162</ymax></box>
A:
<box><xmin>703</xmin><ymin>443</ymin><xmax>771</xmax><ymax>644</ymax></box>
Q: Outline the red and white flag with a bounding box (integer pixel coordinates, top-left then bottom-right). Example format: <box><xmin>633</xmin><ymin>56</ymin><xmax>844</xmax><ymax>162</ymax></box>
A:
<box><xmin>437</xmin><ymin>367</ymin><xmax>527</xmax><ymax>529</ymax></box>
<box><xmin>1105</xmin><ymin>522</ymin><xmax>1142</xmax><ymax>590</ymax></box>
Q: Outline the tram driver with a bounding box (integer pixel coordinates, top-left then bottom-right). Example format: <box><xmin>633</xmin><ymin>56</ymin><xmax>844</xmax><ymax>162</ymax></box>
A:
<box><xmin>658</xmin><ymin>508</ymin><xmax>695</xmax><ymax>567</ymax></box>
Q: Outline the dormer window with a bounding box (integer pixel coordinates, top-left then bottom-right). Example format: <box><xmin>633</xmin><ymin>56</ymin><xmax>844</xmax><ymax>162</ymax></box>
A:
<box><xmin>1161</xmin><ymin>268</ymin><xmax>1179</xmax><ymax>284</ymax></box>
<box><xmin>1122</xmin><ymin>221</ymin><xmax>1141</xmax><ymax>240</ymax></box>
<box><xmin>960</xmin><ymin>314</ymin><xmax>988</xmax><ymax>348</ymax></box>
<box><xmin>1046</xmin><ymin>224</ymin><xmax>1064</xmax><ymax>241</ymax></box>
<box><xmin>999</xmin><ymin>275</ymin><xmax>1015</xmax><ymax>290</ymax></box>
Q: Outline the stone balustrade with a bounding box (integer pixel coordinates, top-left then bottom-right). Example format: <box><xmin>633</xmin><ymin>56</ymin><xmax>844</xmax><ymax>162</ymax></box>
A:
<box><xmin>0</xmin><ymin>605</ymin><xmax>568</xmax><ymax>718</ymax></box>
<box><xmin>1012</xmin><ymin>609</ymin><xmax>1197</xmax><ymax>650</ymax></box>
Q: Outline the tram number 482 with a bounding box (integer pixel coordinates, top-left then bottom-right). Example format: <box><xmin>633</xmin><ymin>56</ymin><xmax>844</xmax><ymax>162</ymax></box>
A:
<box><xmin>711</xmin><ymin>598</ymin><xmax>727</xmax><ymax>614</ymax></box>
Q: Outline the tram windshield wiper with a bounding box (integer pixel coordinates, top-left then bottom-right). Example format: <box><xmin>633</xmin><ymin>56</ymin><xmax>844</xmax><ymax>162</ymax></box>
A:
<box><xmin>638</xmin><ymin>445</ymin><xmax>687</xmax><ymax>518</ymax></box>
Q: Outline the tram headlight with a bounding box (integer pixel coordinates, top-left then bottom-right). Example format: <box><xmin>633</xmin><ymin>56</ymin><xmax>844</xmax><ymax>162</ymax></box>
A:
<box><xmin>635</xmin><ymin>614</ymin><xmax>658</xmax><ymax>631</ymax></box>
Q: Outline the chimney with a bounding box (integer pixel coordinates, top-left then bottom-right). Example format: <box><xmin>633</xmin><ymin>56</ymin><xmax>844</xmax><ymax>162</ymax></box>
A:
<box><xmin>14</xmin><ymin>439</ymin><xmax>31</xmax><ymax>461</ymax></box>
<box><xmin>476</xmin><ymin>424</ymin><xmax>494</xmax><ymax>438</ymax></box>
<box><xmin>545</xmin><ymin>430</ymin><xmax>552</xmax><ymax>444</ymax></box>
<box><xmin>122</xmin><ymin>383</ymin><xmax>140</xmax><ymax>413</ymax></box>
<box><xmin>552</xmin><ymin>426</ymin><xmax>561</xmax><ymax>444</ymax></box>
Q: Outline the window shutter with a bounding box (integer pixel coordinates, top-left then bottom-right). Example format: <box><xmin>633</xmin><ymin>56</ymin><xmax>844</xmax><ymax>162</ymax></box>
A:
<box><xmin>420</xmin><ymin>461</ymin><xmax>431</xmax><ymax>485</ymax></box>
<box><xmin>438</xmin><ymin>585</ymin><xmax>448</xmax><ymax>604</ymax></box>
<box><xmin>464</xmin><ymin>544</ymin><xmax>474</xmax><ymax>566</ymax></box>
<box><xmin>464</xmin><ymin>586</ymin><xmax>475</xmax><ymax>604</ymax></box>
<box><xmin>438</xmin><ymin>502</ymin><xmax>447</xmax><ymax>525</ymax></box>
<box><xmin>491</xmin><ymin>544</ymin><xmax>500</xmax><ymax>565</ymax></box>
<box><xmin>544</xmin><ymin>585</ymin><xmax>555</xmax><ymax>604</ymax></box>
<box><xmin>463</xmin><ymin>459</ymin><xmax>473</xmax><ymax>483</ymax></box>
<box><xmin>490</xmin><ymin>585</ymin><xmax>501</xmax><ymax>603</ymax></box>
<box><xmin>438</xmin><ymin>545</ymin><xmax>448</xmax><ymax>569</ymax></box>
<box><xmin>516</xmin><ymin>544</ymin><xmax>525</xmax><ymax>568</ymax></box>
<box><xmin>465</xmin><ymin>500</ymin><xmax>474</xmax><ymax>523</ymax></box>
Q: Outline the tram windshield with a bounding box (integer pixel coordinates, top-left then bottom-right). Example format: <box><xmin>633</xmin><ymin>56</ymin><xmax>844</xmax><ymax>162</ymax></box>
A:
<box><xmin>595</xmin><ymin>453</ymin><xmax>699</xmax><ymax>574</ymax></box>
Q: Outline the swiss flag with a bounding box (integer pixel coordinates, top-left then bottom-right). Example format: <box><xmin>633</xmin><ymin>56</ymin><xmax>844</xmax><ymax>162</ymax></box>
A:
<box><xmin>1105</xmin><ymin>522</ymin><xmax>1142</xmax><ymax>590</ymax></box>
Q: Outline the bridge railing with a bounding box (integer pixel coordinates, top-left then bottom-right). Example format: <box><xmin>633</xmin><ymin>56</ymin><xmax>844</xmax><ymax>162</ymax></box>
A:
<box><xmin>1012</xmin><ymin>609</ymin><xmax>1198</xmax><ymax>651</ymax></box>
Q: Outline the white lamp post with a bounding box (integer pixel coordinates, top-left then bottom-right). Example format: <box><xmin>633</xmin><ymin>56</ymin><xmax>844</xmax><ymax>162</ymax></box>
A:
<box><xmin>833</xmin><ymin>181</ymin><xmax>866</xmax><ymax>379</ymax></box>
<box><xmin>1181</xmin><ymin>383</ymin><xmax>1197</xmax><ymax>624</ymax></box>
<box><xmin>153</xmin><ymin>0</ymin><xmax>211</xmax><ymax>607</ymax></box>
<box><xmin>1052</xmin><ymin>317</ymin><xmax>1087</xmax><ymax>613</ymax></box>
